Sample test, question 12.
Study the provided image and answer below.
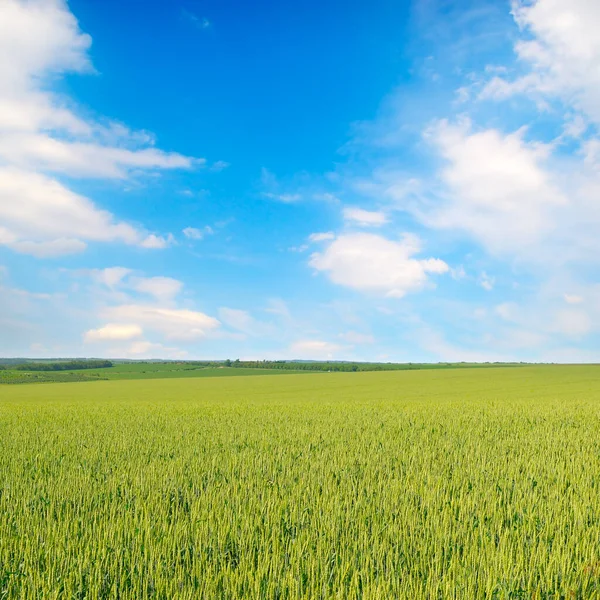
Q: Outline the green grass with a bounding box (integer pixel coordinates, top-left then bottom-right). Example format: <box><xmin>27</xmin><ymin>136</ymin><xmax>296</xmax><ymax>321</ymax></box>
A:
<box><xmin>0</xmin><ymin>359</ymin><xmax>532</xmax><ymax>385</ymax></box>
<box><xmin>0</xmin><ymin>370</ymin><xmax>100</xmax><ymax>384</ymax></box>
<box><xmin>2</xmin><ymin>366</ymin><xmax>600</xmax><ymax>598</ymax></box>
<box><xmin>76</xmin><ymin>363</ymin><xmax>314</xmax><ymax>380</ymax></box>
<box><xmin>0</xmin><ymin>364</ymin><xmax>313</xmax><ymax>383</ymax></box>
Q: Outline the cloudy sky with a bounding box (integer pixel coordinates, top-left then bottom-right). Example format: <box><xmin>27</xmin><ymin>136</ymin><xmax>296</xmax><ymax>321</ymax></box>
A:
<box><xmin>1</xmin><ymin>0</ymin><xmax>599</xmax><ymax>362</ymax></box>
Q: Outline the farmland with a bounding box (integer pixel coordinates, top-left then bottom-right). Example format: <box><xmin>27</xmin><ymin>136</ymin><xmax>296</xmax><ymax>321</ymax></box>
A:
<box><xmin>2</xmin><ymin>365</ymin><xmax>600</xmax><ymax>598</ymax></box>
<box><xmin>0</xmin><ymin>363</ymin><xmax>310</xmax><ymax>384</ymax></box>
<box><xmin>0</xmin><ymin>359</ymin><xmax>526</xmax><ymax>385</ymax></box>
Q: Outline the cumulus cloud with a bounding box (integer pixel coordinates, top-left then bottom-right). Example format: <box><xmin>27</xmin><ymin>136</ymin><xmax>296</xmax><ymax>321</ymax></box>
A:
<box><xmin>481</xmin><ymin>0</ymin><xmax>600</xmax><ymax>124</ymax></box>
<box><xmin>101</xmin><ymin>304</ymin><xmax>220</xmax><ymax>341</ymax></box>
<box><xmin>423</xmin><ymin>119</ymin><xmax>565</xmax><ymax>255</ymax></box>
<box><xmin>309</xmin><ymin>232</ymin><xmax>448</xmax><ymax>297</ymax></box>
<box><xmin>0</xmin><ymin>169</ymin><xmax>161</xmax><ymax>257</ymax></box>
<box><xmin>139</xmin><ymin>234</ymin><xmax>174</xmax><ymax>249</ymax></box>
<box><xmin>84</xmin><ymin>323</ymin><xmax>143</xmax><ymax>342</ymax></box>
<box><xmin>79</xmin><ymin>267</ymin><xmax>220</xmax><ymax>356</ymax></box>
<box><xmin>0</xmin><ymin>0</ymin><xmax>200</xmax><ymax>258</ymax></box>
<box><xmin>343</xmin><ymin>207</ymin><xmax>388</xmax><ymax>227</ymax></box>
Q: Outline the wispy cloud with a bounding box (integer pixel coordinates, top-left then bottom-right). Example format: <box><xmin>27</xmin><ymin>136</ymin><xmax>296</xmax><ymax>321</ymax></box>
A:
<box><xmin>0</xmin><ymin>0</ymin><xmax>202</xmax><ymax>258</ymax></box>
<box><xmin>182</xmin><ymin>9</ymin><xmax>211</xmax><ymax>30</ymax></box>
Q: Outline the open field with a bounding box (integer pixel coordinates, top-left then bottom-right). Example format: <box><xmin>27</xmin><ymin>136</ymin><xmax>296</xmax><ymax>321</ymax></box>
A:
<box><xmin>0</xmin><ymin>360</ymin><xmax>528</xmax><ymax>385</ymax></box>
<box><xmin>2</xmin><ymin>366</ymin><xmax>600</xmax><ymax>598</ymax></box>
<box><xmin>0</xmin><ymin>365</ymin><xmax>312</xmax><ymax>384</ymax></box>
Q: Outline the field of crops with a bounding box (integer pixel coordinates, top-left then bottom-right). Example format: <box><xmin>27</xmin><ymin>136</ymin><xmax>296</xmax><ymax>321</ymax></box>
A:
<box><xmin>0</xmin><ymin>364</ymin><xmax>311</xmax><ymax>384</ymax></box>
<box><xmin>0</xmin><ymin>360</ymin><xmax>526</xmax><ymax>385</ymax></box>
<box><xmin>2</xmin><ymin>365</ymin><xmax>600</xmax><ymax>598</ymax></box>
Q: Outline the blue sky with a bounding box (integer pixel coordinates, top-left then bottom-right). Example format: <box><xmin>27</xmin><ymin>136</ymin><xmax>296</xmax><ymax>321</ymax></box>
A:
<box><xmin>1</xmin><ymin>0</ymin><xmax>600</xmax><ymax>362</ymax></box>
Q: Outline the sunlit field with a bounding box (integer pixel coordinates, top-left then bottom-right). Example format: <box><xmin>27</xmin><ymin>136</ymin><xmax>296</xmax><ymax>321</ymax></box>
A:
<box><xmin>2</xmin><ymin>366</ymin><xmax>600</xmax><ymax>598</ymax></box>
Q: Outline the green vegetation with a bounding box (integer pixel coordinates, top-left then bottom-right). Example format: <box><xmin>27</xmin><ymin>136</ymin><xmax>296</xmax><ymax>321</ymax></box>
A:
<box><xmin>2</xmin><ymin>366</ymin><xmax>600</xmax><ymax>598</ymax></box>
<box><xmin>0</xmin><ymin>359</ymin><xmax>114</xmax><ymax>383</ymax></box>
<box><xmin>0</xmin><ymin>370</ymin><xmax>105</xmax><ymax>385</ymax></box>
<box><xmin>81</xmin><ymin>364</ymin><xmax>314</xmax><ymax>381</ymax></box>
<box><xmin>0</xmin><ymin>358</ymin><xmax>529</xmax><ymax>385</ymax></box>
<box><xmin>0</xmin><ymin>364</ymin><xmax>313</xmax><ymax>384</ymax></box>
<box><xmin>13</xmin><ymin>359</ymin><xmax>113</xmax><ymax>371</ymax></box>
<box><xmin>187</xmin><ymin>358</ymin><xmax>528</xmax><ymax>372</ymax></box>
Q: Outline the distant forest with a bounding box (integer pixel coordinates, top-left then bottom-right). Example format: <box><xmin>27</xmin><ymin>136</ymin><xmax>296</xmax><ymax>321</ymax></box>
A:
<box><xmin>0</xmin><ymin>358</ymin><xmax>527</xmax><ymax>373</ymax></box>
<box><xmin>0</xmin><ymin>360</ymin><xmax>113</xmax><ymax>371</ymax></box>
<box><xmin>183</xmin><ymin>359</ymin><xmax>505</xmax><ymax>372</ymax></box>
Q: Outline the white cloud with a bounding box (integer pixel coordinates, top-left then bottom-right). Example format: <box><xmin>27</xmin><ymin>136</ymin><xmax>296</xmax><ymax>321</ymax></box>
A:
<box><xmin>343</xmin><ymin>207</ymin><xmax>388</xmax><ymax>227</ymax></box>
<box><xmin>262</xmin><ymin>192</ymin><xmax>301</xmax><ymax>203</ymax></box>
<box><xmin>183</xmin><ymin>226</ymin><xmax>213</xmax><ymax>240</ymax></box>
<box><xmin>130</xmin><ymin>276</ymin><xmax>183</xmax><ymax>302</ymax></box>
<box><xmin>0</xmin><ymin>0</ymin><xmax>200</xmax><ymax>258</ymax></box>
<box><xmin>183</xmin><ymin>227</ymin><xmax>204</xmax><ymax>240</ymax></box>
<box><xmin>0</xmin><ymin>168</ymin><xmax>165</xmax><ymax>257</ymax></box>
<box><xmin>182</xmin><ymin>9</ymin><xmax>211</xmax><ymax>31</ymax></box>
<box><xmin>259</xmin><ymin>168</ymin><xmax>304</xmax><ymax>203</ymax></box>
<box><xmin>479</xmin><ymin>271</ymin><xmax>495</xmax><ymax>292</ymax></box>
<box><xmin>450</xmin><ymin>265</ymin><xmax>466</xmax><ymax>280</ymax></box>
<box><xmin>288</xmin><ymin>244</ymin><xmax>309</xmax><ymax>253</ymax></box>
<box><xmin>423</xmin><ymin>119</ymin><xmax>566</xmax><ymax>256</ymax></box>
<box><xmin>8</xmin><ymin>238</ymin><xmax>87</xmax><ymax>258</ymax></box>
<box><xmin>0</xmin><ymin>0</ymin><xmax>197</xmax><ymax>175</ymax></box>
<box><xmin>481</xmin><ymin>0</ymin><xmax>600</xmax><ymax>125</ymax></box>
<box><xmin>308</xmin><ymin>231</ymin><xmax>335</xmax><ymax>243</ymax></box>
<box><xmin>288</xmin><ymin>340</ymin><xmax>343</xmax><ymax>360</ymax></box>
<box><xmin>0</xmin><ymin>133</ymin><xmax>197</xmax><ymax>179</ymax></box>
<box><xmin>83</xmin><ymin>268</ymin><xmax>183</xmax><ymax>304</ymax></box>
<box><xmin>564</xmin><ymin>294</ymin><xmax>583</xmax><ymax>304</ymax></box>
<box><xmin>313</xmin><ymin>192</ymin><xmax>340</xmax><ymax>203</ymax></box>
<box><xmin>139</xmin><ymin>234</ymin><xmax>174</xmax><ymax>249</ymax></box>
<box><xmin>101</xmin><ymin>304</ymin><xmax>220</xmax><ymax>341</ymax></box>
<box><xmin>419</xmin><ymin>118</ymin><xmax>600</xmax><ymax>267</ymax></box>
<box><xmin>90</xmin><ymin>267</ymin><xmax>132</xmax><ymax>288</ymax></box>
<box><xmin>0</xmin><ymin>0</ymin><xmax>92</xmax><ymax>115</ymax></box>
<box><xmin>84</xmin><ymin>323</ymin><xmax>143</xmax><ymax>342</ymax></box>
<box><xmin>309</xmin><ymin>232</ymin><xmax>448</xmax><ymax>297</ymax></box>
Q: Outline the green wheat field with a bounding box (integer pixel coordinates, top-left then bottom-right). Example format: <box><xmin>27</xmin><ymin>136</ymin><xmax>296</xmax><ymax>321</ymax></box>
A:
<box><xmin>2</xmin><ymin>365</ymin><xmax>600</xmax><ymax>598</ymax></box>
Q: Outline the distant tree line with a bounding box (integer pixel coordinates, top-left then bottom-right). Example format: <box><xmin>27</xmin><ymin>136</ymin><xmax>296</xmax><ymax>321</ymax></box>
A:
<box><xmin>9</xmin><ymin>360</ymin><xmax>113</xmax><ymax>372</ymax></box>
<box><xmin>183</xmin><ymin>359</ymin><xmax>464</xmax><ymax>372</ymax></box>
